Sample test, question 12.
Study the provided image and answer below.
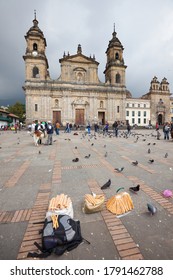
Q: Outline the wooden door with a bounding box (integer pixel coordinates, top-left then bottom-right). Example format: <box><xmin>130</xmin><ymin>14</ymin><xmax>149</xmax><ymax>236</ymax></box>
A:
<box><xmin>75</xmin><ymin>109</ymin><xmax>84</xmax><ymax>125</ymax></box>
<box><xmin>98</xmin><ymin>112</ymin><xmax>105</xmax><ymax>125</ymax></box>
<box><xmin>53</xmin><ymin>111</ymin><xmax>61</xmax><ymax>125</ymax></box>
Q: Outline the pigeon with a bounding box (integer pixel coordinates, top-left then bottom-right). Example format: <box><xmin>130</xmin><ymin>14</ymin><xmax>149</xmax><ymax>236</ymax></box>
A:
<box><xmin>148</xmin><ymin>148</ymin><xmax>151</xmax><ymax>154</ymax></box>
<box><xmin>85</xmin><ymin>154</ymin><xmax>91</xmax><ymax>158</ymax></box>
<box><xmin>75</xmin><ymin>146</ymin><xmax>77</xmax><ymax>149</ymax></box>
<box><xmin>164</xmin><ymin>153</ymin><xmax>168</xmax><ymax>158</ymax></box>
<box><xmin>101</xmin><ymin>179</ymin><xmax>111</xmax><ymax>190</ymax></box>
<box><xmin>153</xmin><ymin>143</ymin><xmax>156</xmax><ymax>145</ymax></box>
<box><xmin>148</xmin><ymin>159</ymin><xmax>154</xmax><ymax>163</ymax></box>
<box><xmin>147</xmin><ymin>143</ymin><xmax>151</xmax><ymax>145</ymax></box>
<box><xmin>38</xmin><ymin>150</ymin><xmax>41</xmax><ymax>154</ymax></box>
<box><xmin>91</xmin><ymin>143</ymin><xmax>94</xmax><ymax>146</ymax></box>
<box><xmin>114</xmin><ymin>167</ymin><xmax>124</xmax><ymax>172</ymax></box>
<box><xmin>104</xmin><ymin>152</ymin><xmax>108</xmax><ymax>157</ymax></box>
<box><xmin>132</xmin><ymin>160</ymin><xmax>138</xmax><ymax>166</ymax></box>
<box><xmin>147</xmin><ymin>203</ymin><xmax>157</xmax><ymax>215</ymax></box>
<box><xmin>129</xmin><ymin>184</ymin><xmax>140</xmax><ymax>193</ymax></box>
<box><xmin>72</xmin><ymin>157</ymin><xmax>79</xmax><ymax>162</ymax></box>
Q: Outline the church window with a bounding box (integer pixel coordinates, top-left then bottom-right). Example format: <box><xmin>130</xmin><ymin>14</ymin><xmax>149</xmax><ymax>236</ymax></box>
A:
<box><xmin>115</xmin><ymin>73</ymin><xmax>121</xmax><ymax>83</ymax></box>
<box><xmin>117</xmin><ymin>106</ymin><xmax>120</xmax><ymax>113</ymax></box>
<box><xmin>132</xmin><ymin>118</ymin><xmax>135</xmax><ymax>124</ymax></box>
<box><xmin>138</xmin><ymin>111</ymin><xmax>141</xmax><ymax>117</ymax></box>
<box><xmin>115</xmin><ymin>52</ymin><xmax>119</xmax><ymax>60</ymax></box>
<box><xmin>35</xmin><ymin>104</ymin><xmax>38</xmax><ymax>112</ymax></box>
<box><xmin>33</xmin><ymin>66</ymin><xmax>39</xmax><ymax>78</ymax></box>
<box><xmin>132</xmin><ymin>111</ymin><xmax>135</xmax><ymax>117</ymax></box>
<box><xmin>33</xmin><ymin>43</ymin><xmax>38</xmax><ymax>51</ymax></box>
<box><xmin>100</xmin><ymin>101</ymin><xmax>103</xmax><ymax>108</ymax></box>
<box><xmin>159</xmin><ymin>98</ymin><xmax>163</xmax><ymax>104</ymax></box>
<box><xmin>144</xmin><ymin>118</ymin><xmax>146</xmax><ymax>124</ymax></box>
<box><xmin>55</xmin><ymin>99</ymin><xmax>59</xmax><ymax>107</ymax></box>
<box><xmin>144</xmin><ymin>111</ymin><xmax>146</xmax><ymax>117</ymax></box>
<box><xmin>138</xmin><ymin>118</ymin><xmax>141</xmax><ymax>124</ymax></box>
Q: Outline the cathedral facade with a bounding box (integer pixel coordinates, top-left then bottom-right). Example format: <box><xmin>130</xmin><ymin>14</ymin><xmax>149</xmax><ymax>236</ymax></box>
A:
<box><xmin>23</xmin><ymin>16</ymin><xmax>171</xmax><ymax>126</ymax></box>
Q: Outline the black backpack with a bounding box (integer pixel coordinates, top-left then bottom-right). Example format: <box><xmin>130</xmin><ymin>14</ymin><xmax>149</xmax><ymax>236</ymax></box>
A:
<box><xmin>27</xmin><ymin>214</ymin><xmax>89</xmax><ymax>258</ymax></box>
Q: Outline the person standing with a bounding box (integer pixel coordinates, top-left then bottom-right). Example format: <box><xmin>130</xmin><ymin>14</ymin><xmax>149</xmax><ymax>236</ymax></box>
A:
<box><xmin>103</xmin><ymin>121</ymin><xmax>109</xmax><ymax>135</ymax></box>
<box><xmin>127</xmin><ymin>123</ymin><xmax>131</xmax><ymax>135</ymax></box>
<box><xmin>14</xmin><ymin>123</ymin><xmax>18</xmax><ymax>133</ymax></box>
<box><xmin>156</xmin><ymin>122</ymin><xmax>159</xmax><ymax>130</ymax></box>
<box><xmin>55</xmin><ymin>121</ymin><xmax>60</xmax><ymax>135</ymax></box>
<box><xmin>163</xmin><ymin>122</ymin><xmax>170</xmax><ymax>140</ymax></box>
<box><xmin>46</xmin><ymin>121</ymin><xmax>54</xmax><ymax>145</ymax></box>
<box><xmin>113</xmin><ymin>121</ymin><xmax>119</xmax><ymax>137</ymax></box>
<box><xmin>155</xmin><ymin>122</ymin><xmax>160</xmax><ymax>140</ymax></box>
<box><xmin>87</xmin><ymin>123</ymin><xmax>91</xmax><ymax>134</ymax></box>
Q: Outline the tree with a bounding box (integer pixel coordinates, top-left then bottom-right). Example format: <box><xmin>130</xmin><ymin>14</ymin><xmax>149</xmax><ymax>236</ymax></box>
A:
<box><xmin>8</xmin><ymin>102</ymin><xmax>26</xmax><ymax>123</ymax></box>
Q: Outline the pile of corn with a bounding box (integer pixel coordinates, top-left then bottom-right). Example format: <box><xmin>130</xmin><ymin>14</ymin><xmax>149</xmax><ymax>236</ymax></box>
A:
<box><xmin>48</xmin><ymin>194</ymin><xmax>72</xmax><ymax>211</ymax></box>
<box><xmin>85</xmin><ymin>194</ymin><xmax>105</xmax><ymax>206</ymax></box>
<box><xmin>84</xmin><ymin>193</ymin><xmax>105</xmax><ymax>214</ymax></box>
<box><xmin>106</xmin><ymin>192</ymin><xmax>134</xmax><ymax>215</ymax></box>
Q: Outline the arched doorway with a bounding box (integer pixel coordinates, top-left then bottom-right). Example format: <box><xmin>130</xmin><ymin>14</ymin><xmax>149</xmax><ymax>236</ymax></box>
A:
<box><xmin>158</xmin><ymin>114</ymin><xmax>162</xmax><ymax>125</ymax></box>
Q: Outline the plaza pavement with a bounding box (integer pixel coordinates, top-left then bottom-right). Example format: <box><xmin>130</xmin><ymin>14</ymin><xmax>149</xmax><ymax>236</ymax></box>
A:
<box><xmin>0</xmin><ymin>128</ymin><xmax>173</xmax><ymax>260</ymax></box>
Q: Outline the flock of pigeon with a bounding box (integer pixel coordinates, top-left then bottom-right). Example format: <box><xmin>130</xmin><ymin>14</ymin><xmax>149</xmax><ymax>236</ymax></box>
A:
<box><xmin>70</xmin><ymin>129</ymin><xmax>171</xmax><ymax>215</ymax></box>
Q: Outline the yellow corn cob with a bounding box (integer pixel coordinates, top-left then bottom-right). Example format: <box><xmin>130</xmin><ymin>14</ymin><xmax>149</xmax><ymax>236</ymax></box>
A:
<box><xmin>59</xmin><ymin>193</ymin><xmax>64</xmax><ymax>209</ymax></box>
<box><xmin>49</xmin><ymin>197</ymin><xmax>56</xmax><ymax>210</ymax></box>
<box><xmin>85</xmin><ymin>194</ymin><xmax>96</xmax><ymax>205</ymax></box>
<box><xmin>62</xmin><ymin>194</ymin><xmax>68</xmax><ymax>208</ymax></box>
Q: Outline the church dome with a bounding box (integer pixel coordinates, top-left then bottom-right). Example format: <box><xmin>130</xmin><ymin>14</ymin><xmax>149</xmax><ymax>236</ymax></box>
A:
<box><xmin>26</xmin><ymin>14</ymin><xmax>45</xmax><ymax>40</ymax></box>
<box><xmin>106</xmin><ymin>26</ymin><xmax>124</xmax><ymax>53</ymax></box>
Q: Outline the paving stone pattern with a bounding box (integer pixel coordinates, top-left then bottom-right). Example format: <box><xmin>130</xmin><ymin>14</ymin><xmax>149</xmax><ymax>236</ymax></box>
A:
<box><xmin>0</xmin><ymin>129</ymin><xmax>173</xmax><ymax>260</ymax></box>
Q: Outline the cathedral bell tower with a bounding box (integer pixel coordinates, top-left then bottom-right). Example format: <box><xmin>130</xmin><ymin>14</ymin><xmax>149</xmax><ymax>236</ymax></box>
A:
<box><xmin>104</xmin><ymin>25</ymin><xmax>127</xmax><ymax>88</ymax></box>
<box><xmin>23</xmin><ymin>11</ymin><xmax>49</xmax><ymax>80</ymax></box>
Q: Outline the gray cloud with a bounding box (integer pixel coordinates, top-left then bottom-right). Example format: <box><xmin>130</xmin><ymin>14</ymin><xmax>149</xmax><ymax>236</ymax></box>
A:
<box><xmin>1</xmin><ymin>0</ymin><xmax>173</xmax><ymax>105</ymax></box>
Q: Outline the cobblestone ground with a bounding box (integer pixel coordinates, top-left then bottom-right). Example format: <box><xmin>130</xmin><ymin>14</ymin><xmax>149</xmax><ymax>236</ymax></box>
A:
<box><xmin>0</xmin><ymin>128</ymin><xmax>173</xmax><ymax>260</ymax></box>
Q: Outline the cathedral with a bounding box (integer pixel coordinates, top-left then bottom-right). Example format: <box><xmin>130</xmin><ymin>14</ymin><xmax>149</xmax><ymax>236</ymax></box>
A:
<box><xmin>23</xmin><ymin>15</ymin><xmax>171</xmax><ymax>126</ymax></box>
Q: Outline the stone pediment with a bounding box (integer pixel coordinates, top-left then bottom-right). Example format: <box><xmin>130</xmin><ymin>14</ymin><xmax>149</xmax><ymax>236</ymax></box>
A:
<box><xmin>71</xmin><ymin>98</ymin><xmax>89</xmax><ymax>106</ymax></box>
<box><xmin>60</xmin><ymin>54</ymin><xmax>99</xmax><ymax>65</ymax></box>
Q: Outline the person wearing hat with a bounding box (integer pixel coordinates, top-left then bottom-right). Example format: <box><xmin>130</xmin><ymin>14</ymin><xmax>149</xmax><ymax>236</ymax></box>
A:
<box><xmin>45</xmin><ymin>121</ymin><xmax>54</xmax><ymax>145</ymax></box>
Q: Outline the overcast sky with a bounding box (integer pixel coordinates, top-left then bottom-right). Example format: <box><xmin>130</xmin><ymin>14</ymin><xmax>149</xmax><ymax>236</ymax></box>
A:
<box><xmin>1</xmin><ymin>0</ymin><xmax>173</xmax><ymax>105</ymax></box>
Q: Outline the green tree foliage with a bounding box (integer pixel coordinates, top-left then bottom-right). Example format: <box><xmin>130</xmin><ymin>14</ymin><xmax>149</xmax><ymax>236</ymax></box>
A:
<box><xmin>8</xmin><ymin>102</ymin><xmax>26</xmax><ymax>122</ymax></box>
